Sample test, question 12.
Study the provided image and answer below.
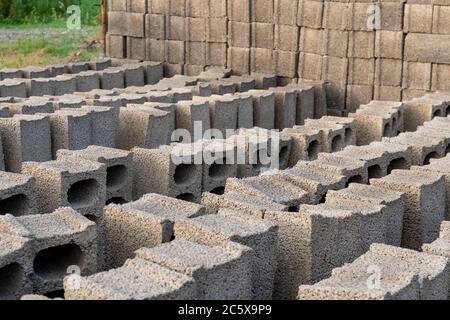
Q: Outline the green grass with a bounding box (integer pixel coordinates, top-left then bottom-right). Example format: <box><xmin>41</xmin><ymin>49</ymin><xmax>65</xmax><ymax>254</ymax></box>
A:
<box><xmin>0</xmin><ymin>0</ymin><xmax>101</xmax><ymax>26</ymax></box>
<box><xmin>0</xmin><ymin>28</ymin><xmax>101</xmax><ymax>68</ymax></box>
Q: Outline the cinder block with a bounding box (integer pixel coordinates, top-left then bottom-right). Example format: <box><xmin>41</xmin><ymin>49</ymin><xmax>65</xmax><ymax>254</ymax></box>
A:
<box><xmin>269</xmin><ymin>87</ymin><xmax>297</xmax><ymax>130</ymax></box>
<box><xmin>53</xmin><ymin>75</ymin><xmax>77</xmax><ymax>96</ymax></box>
<box><xmin>374</xmin><ymin>86</ymin><xmax>402</xmax><ymax>102</ymax></box>
<box><xmin>250</xmin><ymin>48</ymin><xmax>275</xmax><ymax>75</ymax></box>
<box><xmin>185</xmin><ymin>41</ymin><xmax>206</xmax><ymax>66</ymax></box>
<box><xmin>175</xmin><ymin>210</ymin><xmax>277</xmax><ymax>299</ymax></box>
<box><xmin>228</xmin><ymin>0</ymin><xmax>251</xmax><ymax>22</ymax></box>
<box><xmin>57</xmin><ymin>146</ymin><xmax>133</xmax><ymax>204</ymax></box>
<box><xmin>99</xmin><ymin>69</ymin><xmax>125</xmax><ymax>90</ymax></box>
<box><xmin>136</xmin><ymin>239</ymin><xmax>253</xmax><ymax>299</ymax></box>
<box><xmin>304</xmin><ymin>120</ymin><xmax>346</xmax><ymax>153</ymax></box>
<box><xmin>127</xmin><ymin>0</ymin><xmax>147</xmax><ymax>13</ymax></box>
<box><xmin>228</xmin><ymin>21</ymin><xmax>251</xmax><ymax>48</ymax></box>
<box><xmin>64</xmin><ymin>257</ymin><xmax>196</xmax><ymax>300</ymax></box>
<box><xmin>127</xmin><ymin>37</ymin><xmax>146</xmax><ymax>61</ymax></box>
<box><xmin>324</xmin><ymin>30</ymin><xmax>349</xmax><ymax>58</ymax></box>
<box><xmin>146</xmin><ymin>39</ymin><xmax>166</xmax><ymax>62</ymax></box>
<box><xmin>21</xmin><ymin>66</ymin><xmax>50</xmax><ymax>79</ymax></box>
<box><xmin>274</xmin><ymin>0</ymin><xmax>298</xmax><ymax>26</ymax></box>
<box><xmin>205</xmin><ymin>0</ymin><xmax>227</xmax><ymax>18</ymax></box>
<box><xmin>234</xmin><ymin>93</ymin><xmax>254</xmax><ymax>128</ymax></box>
<box><xmin>81</xmin><ymin>105</ymin><xmax>118</xmax><ymax>148</ymax></box>
<box><xmin>165</xmin><ymin>40</ymin><xmax>186</xmax><ymax>64</ymax></box>
<box><xmin>126</xmin><ymin>12</ymin><xmax>146</xmax><ymax>37</ymax></box>
<box><xmin>75</xmin><ymin>72</ymin><xmax>100</xmax><ymax>92</ymax></box>
<box><xmin>186</xmin><ymin>17</ymin><xmax>206</xmax><ymax>42</ymax></box>
<box><xmin>250</xmin><ymin>72</ymin><xmax>277</xmax><ymax>89</ymax></box>
<box><xmin>297</xmin><ymin>0</ymin><xmax>323</xmax><ymax>28</ymax></box>
<box><xmin>322</xmin><ymin>1</ymin><xmax>352</xmax><ymax>30</ymax></box>
<box><xmin>201</xmin><ymin>190</ymin><xmax>288</xmax><ymax>218</ymax></box>
<box><xmin>298</xmin><ymin>267</ymin><xmax>419</xmax><ymax>300</ymax></box>
<box><xmin>252</xmin><ymin>0</ymin><xmax>274</xmax><ymax>23</ymax></box>
<box><xmin>121</xmin><ymin>64</ymin><xmax>146</xmax><ymax>87</ymax></box>
<box><xmin>227</xmin><ymin>47</ymin><xmax>251</xmax><ymax>75</ymax></box>
<box><xmin>206</xmin><ymin>18</ymin><xmax>227</xmax><ymax>42</ymax></box>
<box><xmin>225</xmin><ymin>174</ymin><xmax>308</xmax><ymax>209</ymax></box>
<box><xmin>403</xmin><ymin>97</ymin><xmax>447</xmax><ymax>132</ymax></box>
<box><xmin>0</xmin><ymin>79</ymin><xmax>27</xmax><ymax>98</ymax></box>
<box><xmin>110</xmin><ymin>0</ymin><xmax>127</xmax><ymax>12</ymax></box>
<box><xmin>248</xmin><ymin>90</ymin><xmax>275</xmax><ymax>129</ymax></box>
<box><xmin>0</xmin><ymin>208</ymin><xmax>97</xmax><ymax>295</ymax></box>
<box><xmin>278</xmin><ymin>163</ymin><xmax>346</xmax><ymax>205</ymax></box>
<box><xmin>404</xmin><ymin>4</ymin><xmax>433</xmax><ymax>33</ymax></box>
<box><xmin>298</xmin><ymin>53</ymin><xmax>323</xmax><ymax>81</ymax></box>
<box><xmin>348</xmin><ymin>31</ymin><xmax>375</xmax><ymax>59</ymax></box>
<box><xmin>349</xmin><ymin>109</ymin><xmax>395</xmax><ymax>146</ymax></box>
<box><xmin>274</xmin><ymin>25</ymin><xmax>298</xmax><ymax>51</ymax></box>
<box><xmin>102</xmin><ymin>193</ymin><xmax>205</xmax><ymax>268</ymax></box>
<box><xmin>432</xmin><ymin>5</ymin><xmax>450</xmax><ymax>34</ymax></box>
<box><xmin>273</xmin><ymin>50</ymin><xmax>298</xmax><ymax>78</ymax></box>
<box><xmin>335</xmin><ymin>243</ymin><xmax>450</xmax><ymax>300</ymax></box>
<box><xmin>285</xmin><ymin>84</ymin><xmax>315</xmax><ymax>124</ymax></box>
<box><xmin>0</xmin><ymin>115</ymin><xmax>52</xmax><ymax>172</ymax></box>
<box><xmin>22</xmin><ymin>158</ymin><xmax>106</xmax><ymax>217</ymax></box>
<box><xmin>88</xmin><ymin>58</ymin><xmax>112</xmax><ymax>71</ymax></box>
<box><xmin>132</xmin><ymin>145</ymin><xmax>203</xmax><ymax>201</ymax></box>
<box><xmin>175</xmin><ymin>100</ymin><xmax>210</xmax><ymax>138</ymax></box>
<box><xmin>300</xmin><ymin>28</ymin><xmax>325</xmax><ymax>55</ymax></box>
<box><xmin>0</xmin><ymin>171</ymin><xmax>37</xmax><ymax>216</ymax></box>
<box><xmin>306</xmin><ymin>155</ymin><xmax>369</xmax><ymax>186</ymax></box>
<box><xmin>0</xmin><ymin>233</ymin><xmax>33</xmax><ymax>299</ymax></box>
<box><xmin>404</xmin><ymin>34</ymin><xmax>450</xmax><ymax>65</ymax></box>
<box><xmin>186</xmin><ymin>0</ymin><xmax>205</xmax><ymax>18</ymax></box>
<box><xmin>193</xmin><ymin>95</ymin><xmax>238</xmax><ymax>135</ymax></box>
<box><xmin>375</xmin><ymin>59</ymin><xmax>403</xmax><ymax>87</ymax></box>
<box><xmin>375</xmin><ymin>31</ymin><xmax>404</xmax><ymax>60</ymax></box>
<box><xmin>6</xmin><ymin>99</ymin><xmax>54</xmax><ymax>115</ymax></box>
<box><xmin>118</xmin><ymin>105</ymin><xmax>174</xmax><ymax>150</ymax></box>
<box><xmin>145</xmin><ymin>13</ymin><xmax>165</xmax><ymax>39</ymax></box>
<box><xmin>327</xmin><ymin>183</ymin><xmax>405</xmax><ymax>247</ymax></box>
<box><xmin>68</xmin><ymin>62</ymin><xmax>89</xmax><ymax>74</ymax></box>
<box><xmin>431</xmin><ymin>63</ymin><xmax>450</xmax><ymax>92</ymax></box>
<box><xmin>282</xmin><ymin>126</ymin><xmax>322</xmax><ymax>164</ymax></box>
<box><xmin>372</xmin><ymin>170</ymin><xmax>446</xmax><ymax>250</ymax></box>
<box><xmin>0</xmin><ymin>68</ymin><xmax>23</xmax><ymax>80</ymax></box>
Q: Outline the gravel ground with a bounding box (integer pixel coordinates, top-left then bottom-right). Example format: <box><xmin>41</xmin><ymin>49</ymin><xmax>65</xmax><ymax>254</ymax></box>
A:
<box><xmin>0</xmin><ymin>27</ymin><xmax>95</xmax><ymax>43</ymax></box>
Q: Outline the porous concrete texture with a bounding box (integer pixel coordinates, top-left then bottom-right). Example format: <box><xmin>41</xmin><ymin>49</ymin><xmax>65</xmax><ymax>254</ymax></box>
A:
<box><xmin>174</xmin><ymin>209</ymin><xmax>278</xmax><ymax>300</ymax></box>
<box><xmin>132</xmin><ymin>144</ymin><xmax>203</xmax><ymax>201</ymax></box>
<box><xmin>56</xmin><ymin>146</ymin><xmax>134</xmax><ymax>204</ymax></box>
<box><xmin>371</xmin><ymin>169</ymin><xmax>446</xmax><ymax>251</ymax></box>
<box><xmin>103</xmin><ymin>193</ymin><xmax>205</xmax><ymax>269</ymax></box>
<box><xmin>0</xmin><ymin>208</ymin><xmax>97</xmax><ymax>295</ymax></box>
<box><xmin>21</xmin><ymin>158</ymin><xmax>107</xmax><ymax>218</ymax></box>
<box><xmin>135</xmin><ymin>239</ymin><xmax>253</xmax><ymax>299</ymax></box>
<box><xmin>0</xmin><ymin>171</ymin><xmax>37</xmax><ymax>216</ymax></box>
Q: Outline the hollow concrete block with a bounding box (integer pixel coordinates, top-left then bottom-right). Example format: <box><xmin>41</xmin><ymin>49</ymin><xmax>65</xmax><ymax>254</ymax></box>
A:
<box><xmin>21</xmin><ymin>158</ymin><xmax>106</xmax><ymax>217</ymax></box>
<box><xmin>135</xmin><ymin>239</ymin><xmax>253</xmax><ymax>299</ymax></box>
<box><xmin>174</xmin><ymin>209</ymin><xmax>278</xmax><ymax>300</ymax></box>
<box><xmin>0</xmin><ymin>171</ymin><xmax>37</xmax><ymax>217</ymax></box>
<box><xmin>132</xmin><ymin>145</ymin><xmax>203</xmax><ymax>201</ymax></box>
<box><xmin>0</xmin><ymin>115</ymin><xmax>52</xmax><ymax>173</ymax></box>
<box><xmin>282</xmin><ymin>126</ymin><xmax>323</xmax><ymax>165</ymax></box>
<box><xmin>371</xmin><ymin>170</ymin><xmax>446</xmax><ymax>250</ymax></box>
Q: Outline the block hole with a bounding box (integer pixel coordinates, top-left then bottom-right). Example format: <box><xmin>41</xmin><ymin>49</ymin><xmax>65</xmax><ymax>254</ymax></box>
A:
<box><xmin>368</xmin><ymin>165</ymin><xmax>383</xmax><ymax>179</ymax></box>
<box><xmin>106</xmin><ymin>165</ymin><xmax>128</xmax><ymax>191</ymax></box>
<box><xmin>44</xmin><ymin>290</ymin><xmax>65</xmax><ymax>299</ymax></box>
<box><xmin>176</xmin><ymin>193</ymin><xmax>196</xmax><ymax>203</ymax></box>
<box><xmin>446</xmin><ymin>105</ymin><xmax>450</xmax><ymax>116</ymax></box>
<box><xmin>288</xmin><ymin>206</ymin><xmax>298</xmax><ymax>212</ymax></box>
<box><xmin>174</xmin><ymin>164</ymin><xmax>197</xmax><ymax>185</ymax></box>
<box><xmin>388</xmin><ymin>157</ymin><xmax>408</xmax><ymax>174</ymax></box>
<box><xmin>68</xmin><ymin>179</ymin><xmax>100</xmax><ymax>209</ymax></box>
<box><xmin>344</xmin><ymin>128</ymin><xmax>354</xmax><ymax>144</ymax></box>
<box><xmin>210</xmin><ymin>186</ymin><xmax>225</xmax><ymax>195</ymax></box>
<box><xmin>0</xmin><ymin>194</ymin><xmax>29</xmax><ymax>216</ymax></box>
<box><xmin>0</xmin><ymin>263</ymin><xmax>24</xmax><ymax>300</ymax></box>
<box><xmin>319</xmin><ymin>193</ymin><xmax>327</xmax><ymax>204</ymax></box>
<box><xmin>209</xmin><ymin>158</ymin><xmax>234</xmax><ymax>179</ymax></box>
<box><xmin>106</xmin><ymin>197</ymin><xmax>127</xmax><ymax>205</ymax></box>
<box><xmin>392</xmin><ymin>118</ymin><xmax>397</xmax><ymax>132</ymax></box>
<box><xmin>383</xmin><ymin>123</ymin><xmax>391</xmax><ymax>137</ymax></box>
<box><xmin>33</xmin><ymin>244</ymin><xmax>85</xmax><ymax>280</ymax></box>
<box><xmin>307</xmin><ymin>140</ymin><xmax>321</xmax><ymax>160</ymax></box>
<box><xmin>279</xmin><ymin>146</ymin><xmax>290</xmax><ymax>165</ymax></box>
<box><xmin>84</xmin><ymin>214</ymin><xmax>98</xmax><ymax>223</ymax></box>
<box><xmin>423</xmin><ymin>151</ymin><xmax>439</xmax><ymax>165</ymax></box>
<box><xmin>446</xmin><ymin>144</ymin><xmax>450</xmax><ymax>155</ymax></box>
<box><xmin>346</xmin><ymin>175</ymin><xmax>364</xmax><ymax>187</ymax></box>
<box><xmin>331</xmin><ymin>135</ymin><xmax>344</xmax><ymax>152</ymax></box>
<box><xmin>433</xmin><ymin>109</ymin><xmax>442</xmax><ymax>117</ymax></box>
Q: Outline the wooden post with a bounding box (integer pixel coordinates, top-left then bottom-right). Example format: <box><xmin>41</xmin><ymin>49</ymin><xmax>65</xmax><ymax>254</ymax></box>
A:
<box><xmin>100</xmin><ymin>0</ymin><xmax>107</xmax><ymax>56</ymax></box>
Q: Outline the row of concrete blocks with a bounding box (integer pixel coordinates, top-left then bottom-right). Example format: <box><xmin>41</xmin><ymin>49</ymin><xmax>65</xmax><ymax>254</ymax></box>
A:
<box><xmin>0</xmin><ymin>59</ymin><xmax>112</xmax><ymax>81</ymax></box>
<box><xmin>197</xmin><ymin>116</ymin><xmax>450</xmax><ymax>299</ymax></box>
<box><xmin>1</xmin><ymin>114</ymin><xmax>447</xmax><ymax>300</ymax></box>
<box><xmin>0</xmin><ymin>62</ymin><xmax>164</xmax><ymax>98</ymax></box>
<box><xmin>0</xmin><ymin>106</ymin><xmax>119</xmax><ymax>172</ymax></box>
<box><xmin>298</xmin><ymin>243</ymin><xmax>450</xmax><ymax>300</ymax></box>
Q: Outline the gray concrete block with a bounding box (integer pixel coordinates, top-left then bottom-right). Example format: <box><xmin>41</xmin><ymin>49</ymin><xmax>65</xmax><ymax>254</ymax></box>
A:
<box><xmin>132</xmin><ymin>145</ymin><xmax>203</xmax><ymax>201</ymax></box>
<box><xmin>0</xmin><ymin>115</ymin><xmax>52</xmax><ymax>172</ymax></box>
<box><xmin>0</xmin><ymin>171</ymin><xmax>37</xmax><ymax>216</ymax></box>
<box><xmin>0</xmin><ymin>79</ymin><xmax>28</xmax><ymax>98</ymax></box>
<box><xmin>22</xmin><ymin>158</ymin><xmax>106</xmax><ymax>217</ymax></box>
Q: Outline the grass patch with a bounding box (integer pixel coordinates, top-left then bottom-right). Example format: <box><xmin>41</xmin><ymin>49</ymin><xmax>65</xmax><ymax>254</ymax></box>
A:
<box><xmin>0</xmin><ymin>27</ymin><xmax>102</xmax><ymax>68</ymax></box>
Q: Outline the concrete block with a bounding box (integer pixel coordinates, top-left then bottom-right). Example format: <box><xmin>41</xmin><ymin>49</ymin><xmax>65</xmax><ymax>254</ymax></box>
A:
<box><xmin>273</xmin><ymin>50</ymin><xmax>298</xmax><ymax>78</ymax></box>
<box><xmin>0</xmin><ymin>208</ymin><xmax>97</xmax><ymax>295</ymax></box>
<box><xmin>175</xmin><ymin>100</ymin><xmax>210</xmax><ymax>138</ymax></box>
<box><xmin>80</xmin><ymin>106</ymin><xmax>118</xmax><ymax>148</ymax></box>
<box><xmin>403</xmin><ymin>97</ymin><xmax>447</xmax><ymax>132</ymax></box>
<box><xmin>282</xmin><ymin>126</ymin><xmax>322</xmax><ymax>165</ymax></box>
<box><xmin>0</xmin><ymin>79</ymin><xmax>27</xmax><ymax>98</ymax></box>
<box><xmin>102</xmin><ymin>193</ymin><xmax>204</xmax><ymax>268</ymax></box>
<box><xmin>274</xmin><ymin>0</ymin><xmax>298</xmax><ymax>26</ymax></box>
<box><xmin>25</xmin><ymin>78</ymin><xmax>54</xmax><ymax>97</ymax></box>
<box><xmin>404</xmin><ymin>4</ymin><xmax>433</xmax><ymax>33</ymax></box>
<box><xmin>250</xmin><ymin>48</ymin><xmax>275</xmax><ymax>75</ymax></box>
<box><xmin>68</xmin><ymin>62</ymin><xmax>89</xmax><ymax>74</ymax></box>
<box><xmin>206</xmin><ymin>18</ymin><xmax>227</xmax><ymax>42</ymax></box>
<box><xmin>375</xmin><ymin>59</ymin><xmax>403</xmax><ymax>87</ymax></box>
<box><xmin>174</xmin><ymin>210</ymin><xmax>277</xmax><ymax>299</ymax></box>
<box><xmin>0</xmin><ymin>171</ymin><xmax>37</xmax><ymax>216</ymax></box>
<box><xmin>99</xmin><ymin>69</ymin><xmax>125</xmax><ymax>90</ymax></box>
<box><xmin>22</xmin><ymin>158</ymin><xmax>106</xmax><ymax>217</ymax></box>
<box><xmin>21</xmin><ymin>66</ymin><xmax>50</xmax><ymax>79</ymax></box>
<box><xmin>127</xmin><ymin>37</ymin><xmax>146</xmax><ymax>61</ymax></box>
<box><xmin>118</xmin><ymin>105</ymin><xmax>174</xmax><ymax>150</ymax></box>
<box><xmin>228</xmin><ymin>0</ymin><xmax>251</xmax><ymax>22</ymax></box>
<box><xmin>322</xmin><ymin>1</ymin><xmax>352</xmax><ymax>30</ymax></box>
<box><xmin>135</xmin><ymin>239</ymin><xmax>253</xmax><ymax>299</ymax></box>
<box><xmin>132</xmin><ymin>145</ymin><xmax>203</xmax><ymax>201</ymax></box>
<box><xmin>88</xmin><ymin>58</ymin><xmax>112</xmax><ymax>71</ymax></box>
<box><xmin>146</xmin><ymin>39</ymin><xmax>166</xmax><ymax>62</ymax></box>
<box><xmin>269</xmin><ymin>87</ymin><xmax>297</xmax><ymax>130</ymax></box>
<box><xmin>0</xmin><ymin>233</ymin><xmax>33</xmax><ymax>299</ymax></box>
<box><xmin>247</xmin><ymin>90</ymin><xmax>275</xmax><ymax>129</ymax></box>
<box><xmin>186</xmin><ymin>17</ymin><xmax>206</xmax><ymax>42</ymax></box>
<box><xmin>432</xmin><ymin>5</ymin><xmax>450</xmax><ymax>34</ymax></box>
<box><xmin>57</xmin><ymin>146</ymin><xmax>133</xmax><ymax>204</ymax></box>
<box><xmin>166</xmin><ymin>16</ymin><xmax>186</xmax><ymax>41</ymax></box>
<box><xmin>348</xmin><ymin>31</ymin><xmax>375</xmax><ymax>59</ymax></box>
<box><xmin>372</xmin><ymin>170</ymin><xmax>446</xmax><ymax>250</ymax></box>
<box><xmin>327</xmin><ymin>183</ymin><xmax>405</xmax><ymax>247</ymax></box>
<box><xmin>105</xmin><ymin>34</ymin><xmax>126</xmax><ymax>59</ymax></box>
<box><xmin>297</xmin><ymin>0</ymin><xmax>323</xmax><ymax>28</ymax></box>
<box><xmin>121</xmin><ymin>64</ymin><xmax>146</xmax><ymax>87</ymax></box>
<box><xmin>64</xmin><ymin>257</ymin><xmax>196</xmax><ymax>300</ymax></box>
<box><xmin>298</xmin><ymin>52</ymin><xmax>323</xmax><ymax>81</ymax></box>
<box><xmin>0</xmin><ymin>115</ymin><xmax>52</xmax><ymax>172</ymax></box>
<box><xmin>252</xmin><ymin>0</ymin><xmax>274</xmax><ymax>23</ymax></box>
<box><xmin>375</xmin><ymin>31</ymin><xmax>404</xmax><ymax>60</ymax></box>
<box><xmin>286</xmin><ymin>84</ymin><xmax>315</xmax><ymax>124</ymax></box>
<box><xmin>6</xmin><ymin>99</ymin><xmax>54</xmax><ymax>115</ymax></box>
<box><xmin>304</xmin><ymin>120</ymin><xmax>346</xmax><ymax>153</ymax></box>
<box><xmin>53</xmin><ymin>75</ymin><xmax>77</xmax><ymax>96</ymax></box>
<box><xmin>227</xmin><ymin>47</ymin><xmax>251</xmax><ymax>75</ymax></box>
<box><xmin>193</xmin><ymin>95</ymin><xmax>238</xmax><ymax>135</ymax></box>
<box><xmin>75</xmin><ymin>72</ymin><xmax>100</xmax><ymax>92</ymax></box>
<box><xmin>234</xmin><ymin>93</ymin><xmax>254</xmax><ymax>128</ymax></box>
<box><xmin>405</xmin><ymin>33</ymin><xmax>450</xmax><ymax>65</ymax></box>
<box><xmin>431</xmin><ymin>63</ymin><xmax>450</xmax><ymax>92</ymax></box>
